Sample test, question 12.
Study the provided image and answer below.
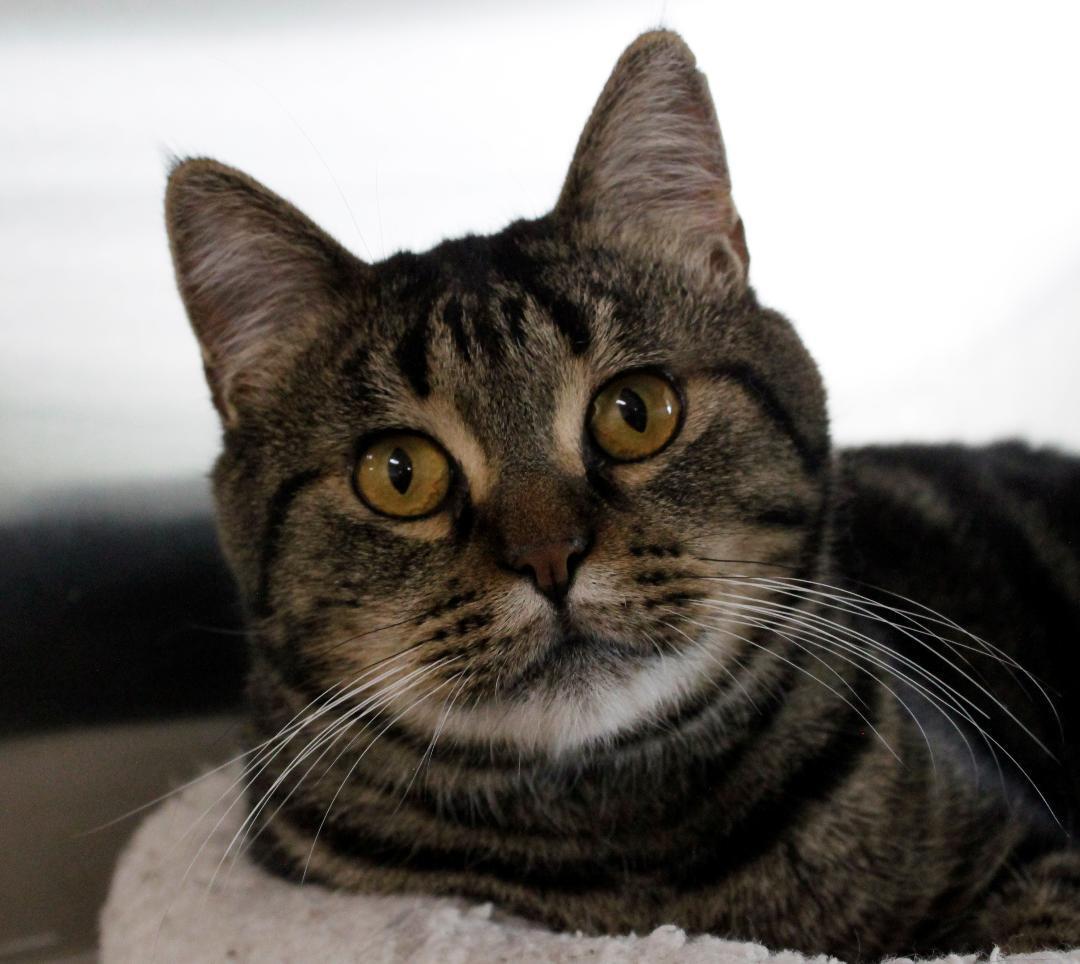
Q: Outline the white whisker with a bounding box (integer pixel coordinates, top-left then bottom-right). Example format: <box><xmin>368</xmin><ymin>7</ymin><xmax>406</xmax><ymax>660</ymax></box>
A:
<box><xmin>704</xmin><ymin>574</ymin><xmax>1056</xmax><ymax>760</ymax></box>
<box><xmin>298</xmin><ymin>666</ymin><xmax>467</xmax><ymax>883</ymax></box>
<box><xmin>657</xmin><ymin>610</ymin><xmax>902</xmax><ymax>762</ymax></box>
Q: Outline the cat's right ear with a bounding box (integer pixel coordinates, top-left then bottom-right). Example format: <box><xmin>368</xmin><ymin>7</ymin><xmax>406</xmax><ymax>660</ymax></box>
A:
<box><xmin>165</xmin><ymin>158</ymin><xmax>367</xmax><ymax>426</ymax></box>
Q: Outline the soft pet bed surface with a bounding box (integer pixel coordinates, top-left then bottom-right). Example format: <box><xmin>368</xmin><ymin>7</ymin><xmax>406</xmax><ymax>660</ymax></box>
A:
<box><xmin>101</xmin><ymin>764</ymin><xmax>1076</xmax><ymax>963</ymax></box>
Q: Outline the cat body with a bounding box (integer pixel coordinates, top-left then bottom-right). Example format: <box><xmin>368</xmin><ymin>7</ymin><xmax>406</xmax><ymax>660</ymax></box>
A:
<box><xmin>240</xmin><ymin>440</ymin><xmax>1080</xmax><ymax>959</ymax></box>
<box><xmin>165</xmin><ymin>32</ymin><xmax>1080</xmax><ymax>959</ymax></box>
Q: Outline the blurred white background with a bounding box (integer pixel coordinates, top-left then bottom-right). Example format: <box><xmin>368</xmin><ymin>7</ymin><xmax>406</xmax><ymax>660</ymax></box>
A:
<box><xmin>2</xmin><ymin>0</ymin><xmax>1079</xmax><ymax>513</ymax></box>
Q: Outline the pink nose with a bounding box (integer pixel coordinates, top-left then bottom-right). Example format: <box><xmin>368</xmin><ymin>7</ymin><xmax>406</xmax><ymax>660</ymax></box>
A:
<box><xmin>506</xmin><ymin>538</ymin><xmax>588</xmax><ymax>601</ymax></box>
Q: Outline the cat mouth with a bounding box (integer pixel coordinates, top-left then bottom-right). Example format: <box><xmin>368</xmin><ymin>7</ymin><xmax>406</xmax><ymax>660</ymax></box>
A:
<box><xmin>504</xmin><ymin>630</ymin><xmax>647</xmax><ymax>698</ymax></box>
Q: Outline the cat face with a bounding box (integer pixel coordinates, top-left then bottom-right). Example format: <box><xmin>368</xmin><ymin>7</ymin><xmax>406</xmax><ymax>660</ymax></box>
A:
<box><xmin>167</xmin><ymin>32</ymin><xmax>829</xmax><ymax>756</ymax></box>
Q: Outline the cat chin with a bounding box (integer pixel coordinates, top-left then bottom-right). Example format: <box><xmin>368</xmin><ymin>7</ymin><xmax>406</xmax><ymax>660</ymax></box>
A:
<box><xmin>407</xmin><ymin>641</ymin><xmax>727</xmax><ymax>759</ymax></box>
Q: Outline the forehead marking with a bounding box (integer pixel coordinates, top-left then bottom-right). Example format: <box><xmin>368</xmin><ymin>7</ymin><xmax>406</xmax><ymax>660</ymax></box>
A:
<box><xmin>394</xmin><ymin>312</ymin><xmax>431</xmax><ymax>398</ymax></box>
<box><xmin>442</xmin><ymin>297</ymin><xmax>472</xmax><ymax>362</ymax></box>
<box><xmin>487</xmin><ymin>237</ymin><xmax>592</xmax><ymax>354</ymax></box>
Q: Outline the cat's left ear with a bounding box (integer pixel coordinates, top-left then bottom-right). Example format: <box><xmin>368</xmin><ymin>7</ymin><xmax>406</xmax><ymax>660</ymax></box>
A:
<box><xmin>556</xmin><ymin>31</ymin><xmax>748</xmax><ymax>293</ymax></box>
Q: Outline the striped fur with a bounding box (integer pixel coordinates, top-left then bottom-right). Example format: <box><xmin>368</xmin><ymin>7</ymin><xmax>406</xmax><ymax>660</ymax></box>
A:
<box><xmin>166</xmin><ymin>30</ymin><xmax>1080</xmax><ymax>961</ymax></box>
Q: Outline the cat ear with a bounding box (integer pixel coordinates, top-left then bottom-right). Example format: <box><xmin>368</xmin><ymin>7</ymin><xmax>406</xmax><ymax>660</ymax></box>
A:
<box><xmin>165</xmin><ymin>158</ymin><xmax>366</xmax><ymax>425</ymax></box>
<box><xmin>556</xmin><ymin>31</ymin><xmax>748</xmax><ymax>293</ymax></box>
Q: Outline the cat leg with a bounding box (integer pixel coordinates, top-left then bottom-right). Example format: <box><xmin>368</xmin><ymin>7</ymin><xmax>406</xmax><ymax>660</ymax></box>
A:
<box><xmin>979</xmin><ymin>849</ymin><xmax>1080</xmax><ymax>953</ymax></box>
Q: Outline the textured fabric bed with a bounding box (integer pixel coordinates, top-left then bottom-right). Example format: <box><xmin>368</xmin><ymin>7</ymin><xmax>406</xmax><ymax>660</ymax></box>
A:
<box><xmin>101</xmin><ymin>764</ymin><xmax>1078</xmax><ymax>963</ymax></box>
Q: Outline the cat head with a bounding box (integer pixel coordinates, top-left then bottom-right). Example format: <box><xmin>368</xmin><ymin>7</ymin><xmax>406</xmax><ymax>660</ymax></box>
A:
<box><xmin>166</xmin><ymin>31</ymin><xmax>829</xmax><ymax>757</ymax></box>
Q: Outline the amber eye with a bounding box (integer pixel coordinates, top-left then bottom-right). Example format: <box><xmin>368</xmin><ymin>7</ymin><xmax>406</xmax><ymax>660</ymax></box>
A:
<box><xmin>354</xmin><ymin>433</ymin><xmax>452</xmax><ymax>518</ymax></box>
<box><xmin>589</xmin><ymin>371</ymin><xmax>682</xmax><ymax>462</ymax></box>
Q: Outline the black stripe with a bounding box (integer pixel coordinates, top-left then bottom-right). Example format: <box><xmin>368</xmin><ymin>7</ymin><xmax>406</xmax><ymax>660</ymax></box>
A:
<box><xmin>550</xmin><ymin>295</ymin><xmax>591</xmax><ymax>354</ymax></box>
<box><xmin>256</xmin><ymin>655</ymin><xmax>808</xmax><ymax>892</ymax></box>
<box><xmin>711</xmin><ymin>363</ymin><xmax>825</xmax><ymax>474</ymax></box>
<box><xmin>908</xmin><ymin>827</ymin><xmax>1053</xmax><ymax>951</ymax></box>
<box><xmin>247</xmin><ymin>827</ymin><xmax>335</xmax><ymax>887</ymax></box>
<box><xmin>442</xmin><ymin>297</ymin><xmax>471</xmax><ymax>362</ymax></box>
<box><xmin>584</xmin><ymin>462</ymin><xmax>625</xmax><ymax>507</ymax></box>
<box><xmin>501</xmin><ymin>296</ymin><xmax>527</xmax><ymax>346</ymax></box>
<box><xmin>337</xmin><ymin>344</ymin><xmax>374</xmax><ymax>406</ymax></box>
<box><xmin>252</xmin><ymin>469</ymin><xmax>322</xmax><ymax>617</ymax></box>
<box><xmin>266</xmin><ymin>792</ymin><xmax>619</xmax><ymax>892</ymax></box>
<box><xmin>490</xmin><ymin>237</ymin><xmax>591</xmax><ymax>354</ymax></box>
<box><xmin>671</xmin><ymin>663</ymin><xmax>878</xmax><ymax>890</ymax></box>
<box><xmin>394</xmin><ymin>313</ymin><xmax>432</xmax><ymax>397</ymax></box>
<box><xmin>754</xmin><ymin>504</ymin><xmax>812</xmax><ymax>527</ymax></box>
<box><xmin>385</xmin><ymin>251</ymin><xmax>441</xmax><ymax>316</ymax></box>
<box><xmin>471</xmin><ymin>300</ymin><xmax>505</xmax><ymax>364</ymax></box>
<box><xmin>452</xmin><ymin>498</ymin><xmax>476</xmax><ymax>545</ymax></box>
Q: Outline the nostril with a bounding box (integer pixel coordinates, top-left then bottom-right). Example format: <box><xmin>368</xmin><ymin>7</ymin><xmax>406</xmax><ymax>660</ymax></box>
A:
<box><xmin>508</xmin><ymin>536</ymin><xmax>590</xmax><ymax>601</ymax></box>
<box><xmin>565</xmin><ymin>538</ymin><xmax>589</xmax><ymax>580</ymax></box>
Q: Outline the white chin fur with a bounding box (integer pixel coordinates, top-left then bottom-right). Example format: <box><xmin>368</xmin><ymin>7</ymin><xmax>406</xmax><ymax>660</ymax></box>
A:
<box><xmin>423</xmin><ymin>641</ymin><xmax>726</xmax><ymax>758</ymax></box>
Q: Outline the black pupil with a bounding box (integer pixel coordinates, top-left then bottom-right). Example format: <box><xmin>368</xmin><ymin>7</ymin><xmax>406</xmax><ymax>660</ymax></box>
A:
<box><xmin>387</xmin><ymin>447</ymin><xmax>413</xmax><ymax>494</ymax></box>
<box><xmin>615</xmin><ymin>386</ymin><xmax>648</xmax><ymax>433</ymax></box>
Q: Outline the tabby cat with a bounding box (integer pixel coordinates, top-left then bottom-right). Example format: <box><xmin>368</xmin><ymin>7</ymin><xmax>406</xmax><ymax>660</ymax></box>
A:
<box><xmin>165</xmin><ymin>31</ymin><xmax>1080</xmax><ymax>960</ymax></box>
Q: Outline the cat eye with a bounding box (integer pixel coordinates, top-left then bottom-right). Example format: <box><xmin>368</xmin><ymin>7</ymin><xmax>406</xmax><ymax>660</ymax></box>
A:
<box><xmin>588</xmin><ymin>370</ymin><xmax>683</xmax><ymax>462</ymax></box>
<box><xmin>353</xmin><ymin>433</ymin><xmax>452</xmax><ymax>519</ymax></box>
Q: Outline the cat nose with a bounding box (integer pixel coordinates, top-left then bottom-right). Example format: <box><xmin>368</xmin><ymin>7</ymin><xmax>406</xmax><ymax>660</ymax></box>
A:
<box><xmin>506</xmin><ymin>536</ymin><xmax>589</xmax><ymax>602</ymax></box>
